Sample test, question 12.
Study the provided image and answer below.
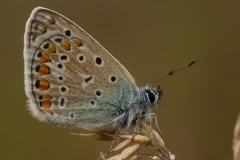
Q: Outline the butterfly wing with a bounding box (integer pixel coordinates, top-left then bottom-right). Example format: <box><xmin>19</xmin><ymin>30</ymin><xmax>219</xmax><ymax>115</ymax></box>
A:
<box><xmin>24</xmin><ymin>7</ymin><xmax>140</xmax><ymax>130</ymax></box>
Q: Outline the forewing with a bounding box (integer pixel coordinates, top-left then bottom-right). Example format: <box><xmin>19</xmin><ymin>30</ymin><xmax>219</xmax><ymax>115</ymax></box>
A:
<box><xmin>24</xmin><ymin>7</ymin><xmax>140</xmax><ymax>128</ymax></box>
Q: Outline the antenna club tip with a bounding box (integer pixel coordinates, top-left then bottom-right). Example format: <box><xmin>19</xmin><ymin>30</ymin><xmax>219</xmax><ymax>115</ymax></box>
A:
<box><xmin>169</xmin><ymin>70</ymin><xmax>175</xmax><ymax>75</ymax></box>
<box><xmin>188</xmin><ymin>59</ymin><xmax>197</xmax><ymax>67</ymax></box>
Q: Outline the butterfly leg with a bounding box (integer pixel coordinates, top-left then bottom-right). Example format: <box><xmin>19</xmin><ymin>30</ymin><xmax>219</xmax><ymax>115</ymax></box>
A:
<box><xmin>145</xmin><ymin>112</ymin><xmax>162</xmax><ymax>136</ymax></box>
<box><xmin>107</xmin><ymin>119</ymin><xmax>121</xmax><ymax>153</ymax></box>
<box><xmin>131</xmin><ymin>109</ymin><xmax>143</xmax><ymax>140</ymax></box>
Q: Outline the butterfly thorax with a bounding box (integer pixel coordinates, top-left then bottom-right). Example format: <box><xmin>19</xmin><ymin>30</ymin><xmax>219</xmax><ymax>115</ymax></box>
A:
<box><xmin>117</xmin><ymin>85</ymin><xmax>162</xmax><ymax>133</ymax></box>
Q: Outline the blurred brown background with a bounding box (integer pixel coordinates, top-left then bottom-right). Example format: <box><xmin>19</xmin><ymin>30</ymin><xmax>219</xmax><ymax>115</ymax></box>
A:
<box><xmin>0</xmin><ymin>0</ymin><xmax>239</xmax><ymax>160</ymax></box>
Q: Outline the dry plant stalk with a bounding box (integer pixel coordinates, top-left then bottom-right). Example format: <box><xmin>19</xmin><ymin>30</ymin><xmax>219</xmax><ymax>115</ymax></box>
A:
<box><xmin>104</xmin><ymin>123</ymin><xmax>175</xmax><ymax>160</ymax></box>
<box><xmin>233</xmin><ymin>113</ymin><xmax>240</xmax><ymax>160</ymax></box>
<box><xmin>73</xmin><ymin>123</ymin><xmax>175</xmax><ymax>160</ymax></box>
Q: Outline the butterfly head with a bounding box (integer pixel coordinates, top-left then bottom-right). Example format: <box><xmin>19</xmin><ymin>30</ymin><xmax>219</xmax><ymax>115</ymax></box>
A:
<box><xmin>141</xmin><ymin>85</ymin><xmax>163</xmax><ymax>108</ymax></box>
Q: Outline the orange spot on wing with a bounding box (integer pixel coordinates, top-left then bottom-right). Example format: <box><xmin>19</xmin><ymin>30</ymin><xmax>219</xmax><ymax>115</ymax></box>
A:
<box><xmin>73</xmin><ymin>39</ymin><xmax>82</xmax><ymax>47</ymax></box>
<box><xmin>47</xmin><ymin>16</ymin><xmax>55</xmax><ymax>24</ymax></box>
<box><xmin>47</xmin><ymin>44</ymin><xmax>56</xmax><ymax>53</ymax></box>
<box><xmin>38</xmin><ymin>79</ymin><xmax>50</xmax><ymax>91</ymax></box>
<box><xmin>42</xmin><ymin>94</ymin><xmax>52</xmax><ymax>100</ymax></box>
<box><xmin>60</xmin><ymin>40</ymin><xmax>70</xmax><ymax>51</ymax></box>
<box><xmin>39</xmin><ymin>26</ymin><xmax>47</xmax><ymax>34</ymax></box>
<box><xmin>41</xmin><ymin>100</ymin><xmax>51</xmax><ymax>109</ymax></box>
<box><xmin>39</xmin><ymin>52</ymin><xmax>51</xmax><ymax>63</ymax></box>
<box><xmin>38</xmin><ymin>64</ymin><xmax>50</xmax><ymax>76</ymax></box>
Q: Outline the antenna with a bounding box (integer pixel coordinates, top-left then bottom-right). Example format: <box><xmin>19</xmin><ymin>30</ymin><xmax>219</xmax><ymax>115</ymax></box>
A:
<box><xmin>150</xmin><ymin>59</ymin><xmax>196</xmax><ymax>87</ymax></box>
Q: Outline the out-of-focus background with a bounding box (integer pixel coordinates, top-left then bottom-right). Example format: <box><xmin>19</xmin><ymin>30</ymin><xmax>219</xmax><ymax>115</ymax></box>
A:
<box><xmin>1</xmin><ymin>0</ymin><xmax>239</xmax><ymax>160</ymax></box>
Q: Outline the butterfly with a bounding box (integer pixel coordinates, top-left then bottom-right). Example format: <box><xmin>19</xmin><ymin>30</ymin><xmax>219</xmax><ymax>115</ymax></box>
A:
<box><xmin>24</xmin><ymin>7</ymin><xmax>195</xmax><ymax>135</ymax></box>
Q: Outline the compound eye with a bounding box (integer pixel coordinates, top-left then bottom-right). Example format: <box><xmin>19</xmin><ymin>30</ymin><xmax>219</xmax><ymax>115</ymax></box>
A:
<box><xmin>146</xmin><ymin>90</ymin><xmax>155</xmax><ymax>104</ymax></box>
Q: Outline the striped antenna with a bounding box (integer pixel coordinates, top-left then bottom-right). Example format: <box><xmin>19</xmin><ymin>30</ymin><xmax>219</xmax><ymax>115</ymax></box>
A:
<box><xmin>150</xmin><ymin>59</ymin><xmax>196</xmax><ymax>87</ymax></box>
